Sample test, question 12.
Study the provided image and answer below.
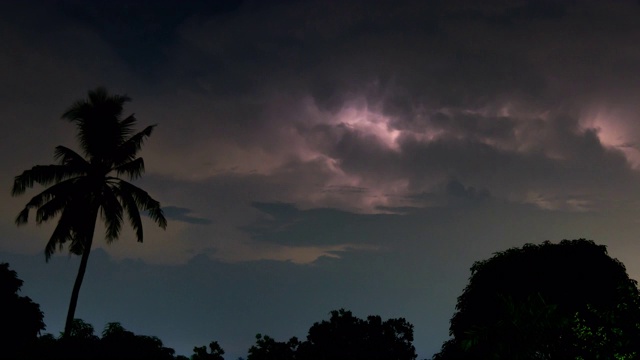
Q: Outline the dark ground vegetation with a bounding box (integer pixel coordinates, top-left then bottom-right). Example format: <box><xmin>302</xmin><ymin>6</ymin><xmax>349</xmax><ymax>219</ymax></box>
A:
<box><xmin>4</xmin><ymin>239</ymin><xmax>640</xmax><ymax>359</ymax></box>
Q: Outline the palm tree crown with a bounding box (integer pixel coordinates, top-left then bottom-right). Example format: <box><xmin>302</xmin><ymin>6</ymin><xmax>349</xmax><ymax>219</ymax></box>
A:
<box><xmin>11</xmin><ymin>87</ymin><xmax>167</xmax><ymax>336</ymax></box>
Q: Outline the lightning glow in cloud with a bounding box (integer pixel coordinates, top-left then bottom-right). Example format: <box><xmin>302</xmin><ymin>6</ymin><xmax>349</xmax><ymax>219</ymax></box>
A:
<box><xmin>586</xmin><ymin>110</ymin><xmax>640</xmax><ymax>167</ymax></box>
<box><xmin>335</xmin><ymin>104</ymin><xmax>401</xmax><ymax>151</ymax></box>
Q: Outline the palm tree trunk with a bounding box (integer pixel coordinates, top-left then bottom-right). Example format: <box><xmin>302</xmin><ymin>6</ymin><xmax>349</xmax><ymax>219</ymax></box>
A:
<box><xmin>63</xmin><ymin>206</ymin><xmax>98</xmax><ymax>337</ymax></box>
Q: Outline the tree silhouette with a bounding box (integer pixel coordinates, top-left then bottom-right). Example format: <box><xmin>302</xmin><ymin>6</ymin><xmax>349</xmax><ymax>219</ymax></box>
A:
<box><xmin>51</xmin><ymin>318</ymin><xmax>101</xmax><ymax>359</ymax></box>
<box><xmin>298</xmin><ymin>309</ymin><xmax>417</xmax><ymax>360</ymax></box>
<box><xmin>66</xmin><ymin>318</ymin><xmax>99</xmax><ymax>341</ymax></box>
<box><xmin>247</xmin><ymin>334</ymin><xmax>298</xmax><ymax>360</ymax></box>
<box><xmin>11</xmin><ymin>87</ymin><xmax>167</xmax><ymax>337</ymax></box>
<box><xmin>248</xmin><ymin>309</ymin><xmax>417</xmax><ymax>360</ymax></box>
<box><xmin>99</xmin><ymin>322</ymin><xmax>176</xmax><ymax>360</ymax></box>
<box><xmin>192</xmin><ymin>340</ymin><xmax>226</xmax><ymax>360</ymax></box>
<box><xmin>433</xmin><ymin>239</ymin><xmax>640</xmax><ymax>359</ymax></box>
<box><xmin>25</xmin><ymin>320</ymin><xmax>178</xmax><ymax>359</ymax></box>
<box><xmin>0</xmin><ymin>262</ymin><xmax>45</xmax><ymax>358</ymax></box>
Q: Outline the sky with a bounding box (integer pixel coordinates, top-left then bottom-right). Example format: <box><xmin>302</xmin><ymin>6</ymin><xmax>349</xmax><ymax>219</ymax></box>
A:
<box><xmin>3</xmin><ymin>0</ymin><xmax>640</xmax><ymax>358</ymax></box>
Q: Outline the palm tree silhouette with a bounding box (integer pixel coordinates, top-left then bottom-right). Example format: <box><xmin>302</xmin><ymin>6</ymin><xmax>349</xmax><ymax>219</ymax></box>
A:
<box><xmin>11</xmin><ymin>87</ymin><xmax>167</xmax><ymax>337</ymax></box>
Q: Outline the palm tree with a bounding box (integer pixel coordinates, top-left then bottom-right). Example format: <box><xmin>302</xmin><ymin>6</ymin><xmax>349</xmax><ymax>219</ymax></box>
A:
<box><xmin>11</xmin><ymin>87</ymin><xmax>167</xmax><ymax>337</ymax></box>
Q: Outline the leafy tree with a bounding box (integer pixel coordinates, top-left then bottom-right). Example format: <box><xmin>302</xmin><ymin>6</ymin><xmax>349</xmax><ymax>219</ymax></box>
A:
<box><xmin>50</xmin><ymin>318</ymin><xmax>101</xmax><ymax>359</ymax></box>
<box><xmin>247</xmin><ymin>334</ymin><xmax>298</xmax><ymax>360</ymax></box>
<box><xmin>97</xmin><ymin>321</ymin><xmax>176</xmax><ymax>360</ymax></box>
<box><xmin>248</xmin><ymin>309</ymin><xmax>417</xmax><ymax>360</ymax></box>
<box><xmin>298</xmin><ymin>309</ymin><xmax>417</xmax><ymax>360</ymax></box>
<box><xmin>433</xmin><ymin>239</ymin><xmax>640</xmax><ymax>359</ymax></box>
<box><xmin>66</xmin><ymin>318</ymin><xmax>99</xmax><ymax>341</ymax></box>
<box><xmin>102</xmin><ymin>333</ymin><xmax>175</xmax><ymax>360</ymax></box>
<box><xmin>26</xmin><ymin>320</ymin><xmax>177</xmax><ymax>359</ymax></box>
<box><xmin>0</xmin><ymin>262</ymin><xmax>45</xmax><ymax>358</ymax></box>
<box><xmin>192</xmin><ymin>340</ymin><xmax>226</xmax><ymax>360</ymax></box>
<box><xmin>11</xmin><ymin>87</ymin><xmax>167</xmax><ymax>337</ymax></box>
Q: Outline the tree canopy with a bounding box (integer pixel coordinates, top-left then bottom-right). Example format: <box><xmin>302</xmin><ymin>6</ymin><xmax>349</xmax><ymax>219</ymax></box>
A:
<box><xmin>0</xmin><ymin>263</ymin><xmax>45</xmax><ymax>358</ymax></box>
<box><xmin>248</xmin><ymin>309</ymin><xmax>417</xmax><ymax>360</ymax></box>
<box><xmin>433</xmin><ymin>239</ymin><xmax>640</xmax><ymax>359</ymax></box>
<box><xmin>23</xmin><ymin>320</ymin><xmax>176</xmax><ymax>360</ymax></box>
<box><xmin>192</xmin><ymin>341</ymin><xmax>225</xmax><ymax>360</ymax></box>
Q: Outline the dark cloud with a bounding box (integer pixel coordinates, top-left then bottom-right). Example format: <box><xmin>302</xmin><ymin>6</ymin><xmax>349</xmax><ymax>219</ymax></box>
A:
<box><xmin>4</xmin><ymin>0</ymin><xmax>640</xmax><ymax>270</ymax></box>
<box><xmin>466</xmin><ymin>1</ymin><xmax>568</xmax><ymax>25</ymax></box>
<box><xmin>161</xmin><ymin>206</ymin><xmax>212</xmax><ymax>225</ymax></box>
<box><xmin>54</xmin><ymin>0</ymin><xmax>244</xmax><ymax>77</ymax></box>
<box><xmin>100</xmin><ymin>0</ymin><xmax>640</xmax><ymax>215</ymax></box>
<box><xmin>242</xmin><ymin>202</ymin><xmax>392</xmax><ymax>247</ymax></box>
<box><xmin>445</xmin><ymin>180</ymin><xmax>491</xmax><ymax>202</ymax></box>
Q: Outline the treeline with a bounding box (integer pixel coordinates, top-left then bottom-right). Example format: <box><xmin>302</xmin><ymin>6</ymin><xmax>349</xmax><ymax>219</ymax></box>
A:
<box><xmin>4</xmin><ymin>239</ymin><xmax>640</xmax><ymax>359</ymax></box>
<box><xmin>2</xmin><ymin>260</ymin><xmax>417</xmax><ymax>359</ymax></box>
<box><xmin>11</xmin><ymin>311</ymin><xmax>416</xmax><ymax>360</ymax></box>
<box><xmin>12</xmin><ymin>319</ymin><xmax>179</xmax><ymax>360</ymax></box>
<box><xmin>2</xmin><ymin>266</ymin><xmax>417</xmax><ymax>360</ymax></box>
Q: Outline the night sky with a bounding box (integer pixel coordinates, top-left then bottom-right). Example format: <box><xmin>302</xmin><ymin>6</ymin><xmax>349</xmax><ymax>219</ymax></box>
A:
<box><xmin>3</xmin><ymin>0</ymin><xmax>640</xmax><ymax>358</ymax></box>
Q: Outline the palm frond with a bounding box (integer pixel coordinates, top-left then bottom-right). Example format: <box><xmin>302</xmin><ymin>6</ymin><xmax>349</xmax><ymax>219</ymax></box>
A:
<box><xmin>113</xmin><ymin>158</ymin><xmax>145</xmax><ymax>180</ymax></box>
<box><xmin>17</xmin><ymin>178</ymin><xmax>79</xmax><ymax>225</ymax></box>
<box><xmin>45</xmin><ymin>230</ymin><xmax>66</xmax><ymax>260</ymax></box>
<box><xmin>113</xmin><ymin>125</ymin><xmax>156</xmax><ymax>166</ymax></box>
<box><xmin>88</xmin><ymin>87</ymin><xmax>109</xmax><ymax>105</ymax></box>
<box><xmin>15</xmin><ymin>208</ymin><xmax>30</xmax><ymax>226</ymax></box>
<box><xmin>114</xmin><ymin>186</ymin><xmax>143</xmax><ymax>242</ymax></box>
<box><xmin>68</xmin><ymin>232</ymin><xmax>85</xmax><ymax>256</ymax></box>
<box><xmin>36</xmin><ymin>196</ymin><xmax>70</xmax><ymax>224</ymax></box>
<box><xmin>115</xmin><ymin>180</ymin><xmax>167</xmax><ymax>229</ymax></box>
<box><xmin>36</xmin><ymin>188</ymin><xmax>71</xmax><ymax>224</ymax></box>
<box><xmin>12</xmin><ymin>165</ymin><xmax>83</xmax><ymax>196</ymax></box>
<box><xmin>147</xmin><ymin>205</ymin><xmax>167</xmax><ymax>230</ymax></box>
<box><xmin>54</xmin><ymin>146</ymin><xmax>90</xmax><ymax>168</ymax></box>
<box><xmin>61</xmin><ymin>100</ymin><xmax>91</xmax><ymax>122</ymax></box>
<box><xmin>77</xmin><ymin>118</ymin><xmax>122</xmax><ymax>161</ymax></box>
<box><xmin>100</xmin><ymin>186</ymin><xmax>123</xmax><ymax>244</ymax></box>
<box><xmin>62</xmin><ymin>88</ymin><xmax>132</xmax><ymax>160</ymax></box>
<box><xmin>118</xmin><ymin>114</ymin><xmax>136</xmax><ymax>139</ymax></box>
<box><xmin>65</xmin><ymin>202</ymin><xmax>98</xmax><ymax>257</ymax></box>
<box><xmin>45</xmin><ymin>209</ymin><xmax>76</xmax><ymax>261</ymax></box>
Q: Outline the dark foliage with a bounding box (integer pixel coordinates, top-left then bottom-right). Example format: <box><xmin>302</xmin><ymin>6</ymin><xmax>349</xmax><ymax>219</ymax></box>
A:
<box><xmin>433</xmin><ymin>239</ymin><xmax>640</xmax><ymax>359</ymax></box>
<box><xmin>23</xmin><ymin>320</ymin><xmax>176</xmax><ymax>360</ymax></box>
<box><xmin>192</xmin><ymin>340</ymin><xmax>226</xmax><ymax>360</ymax></box>
<box><xmin>248</xmin><ymin>309</ymin><xmax>417</xmax><ymax>360</ymax></box>
<box><xmin>0</xmin><ymin>263</ymin><xmax>45</xmax><ymax>358</ymax></box>
<box><xmin>248</xmin><ymin>334</ymin><xmax>299</xmax><ymax>360</ymax></box>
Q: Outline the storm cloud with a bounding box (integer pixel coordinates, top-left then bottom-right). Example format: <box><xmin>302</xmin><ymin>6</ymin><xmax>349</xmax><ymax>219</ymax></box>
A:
<box><xmin>3</xmin><ymin>1</ymin><xmax>640</xmax><ymax>358</ymax></box>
